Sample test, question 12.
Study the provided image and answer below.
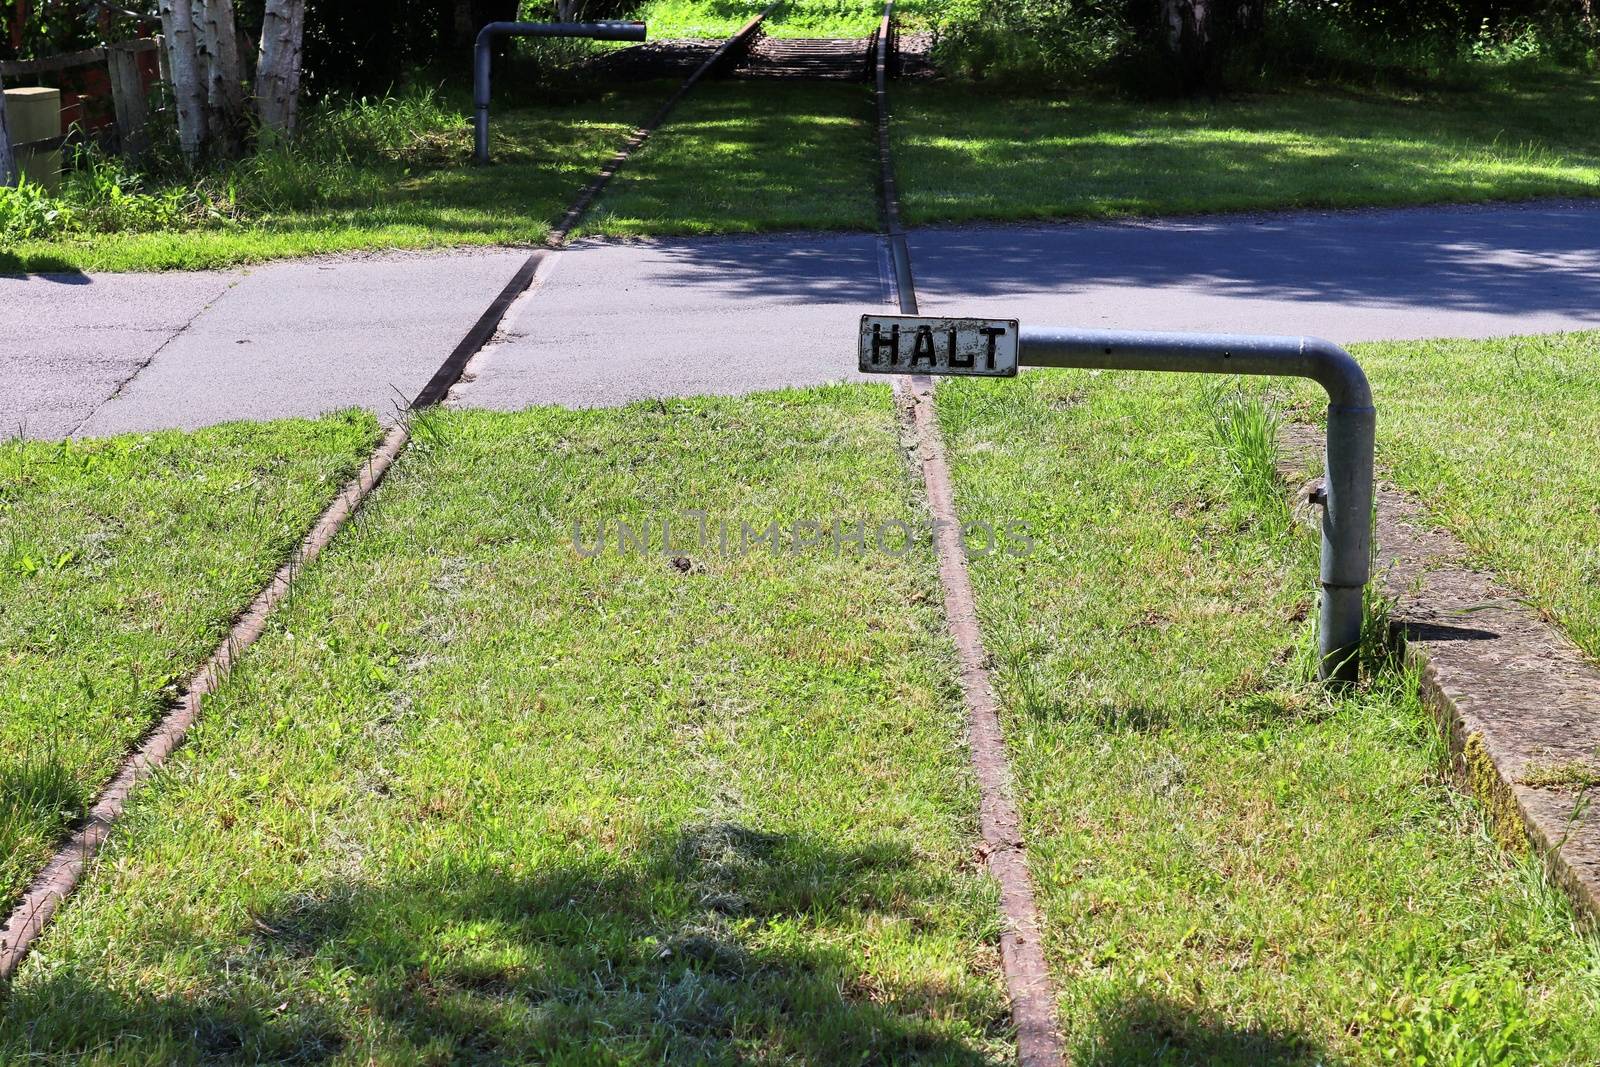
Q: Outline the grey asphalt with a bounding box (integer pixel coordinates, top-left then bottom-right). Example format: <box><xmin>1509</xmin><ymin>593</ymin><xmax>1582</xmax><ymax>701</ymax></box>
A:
<box><xmin>453</xmin><ymin>234</ymin><xmax>890</xmax><ymax>409</ymax></box>
<box><xmin>1</xmin><ymin>271</ymin><xmax>232</xmax><ymax>439</ymax></box>
<box><xmin>907</xmin><ymin>202</ymin><xmax>1600</xmax><ymax>339</ymax></box>
<box><xmin>2</xmin><ymin>249</ymin><xmax>528</xmax><ymax>439</ymax></box>
<box><xmin>5</xmin><ymin>202</ymin><xmax>1599</xmax><ymax>438</ymax></box>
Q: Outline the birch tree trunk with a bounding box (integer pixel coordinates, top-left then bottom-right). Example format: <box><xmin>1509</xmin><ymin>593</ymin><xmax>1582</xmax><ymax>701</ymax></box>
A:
<box><xmin>256</xmin><ymin>0</ymin><xmax>306</xmax><ymax>138</ymax></box>
<box><xmin>0</xmin><ymin>90</ymin><xmax>16</xmax><ymax>187</ymax></box>
<box><xmin>158</xmin><ymin>0</ymin><xmax>208</xmax><ymax>164</ymax></box>
<box><xmin>195</xmin><ymin>0</ymin><xmax>247</xmax><ymax>155</ymax></box>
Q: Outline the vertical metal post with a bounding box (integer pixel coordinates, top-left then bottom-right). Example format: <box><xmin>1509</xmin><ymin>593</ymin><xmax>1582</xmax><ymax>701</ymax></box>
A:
<box><xmin>472</xmin><ymin>21</ymin><xmax>648</xmax><ymax>166</ymax></box>
<box><xmin>1319</xmin><ymin>399</ymin><xmax>1376</xmax><ymax>681</ymax></box>
<box><xmin>1015</xmin><ymin>328</ymin><xmax>1376</xmax><ymax>684</ymax></box>
<box><xmin>473</xmin><ymin>31</ymin><xmax>493</xmax><ymax>165</ymax></box>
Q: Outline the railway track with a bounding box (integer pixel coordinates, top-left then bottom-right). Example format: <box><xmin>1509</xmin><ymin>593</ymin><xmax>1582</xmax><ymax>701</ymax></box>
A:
<box><xmin>0</xmin><ymin>0</ymin><xmax>780</xmax><ymax>986</ymax></box>
<box><xmin>6</xmin><ymin>8</ymin><xmax>1066</xmax><ymax>1062</ymax></box>
<box><xmin>869</xmin><ymin>4</ymin><xmax>1067</xmax><ymax>1063</ymax></box>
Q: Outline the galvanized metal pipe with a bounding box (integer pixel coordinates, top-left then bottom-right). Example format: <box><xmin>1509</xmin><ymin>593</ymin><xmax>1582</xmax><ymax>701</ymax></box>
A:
<box><xmin>474</xmin><ymin>21</ymin><xmax>647</xmax><ymax>165</ymax></box>
<box><xmin>1019</xmin><ymin>327</ymin><xmax>1376</xmax><ymax>684</ymax></box>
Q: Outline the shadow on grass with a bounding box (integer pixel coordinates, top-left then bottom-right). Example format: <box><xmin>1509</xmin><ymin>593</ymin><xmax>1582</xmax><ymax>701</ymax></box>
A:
<box><xmin>584</xmin><ymin>82</ymin><xmax>879</xmax><ymax>235</ymax></box>
<box><xmin>3</xmin><ymin>822</ymin><xmax>1009</xmax><ymax>1063</ymax></box>
<box><xmin>1080</xmin><ymin>994</ymin><xmax>1344</xmax><ymax>1066</ymax></box>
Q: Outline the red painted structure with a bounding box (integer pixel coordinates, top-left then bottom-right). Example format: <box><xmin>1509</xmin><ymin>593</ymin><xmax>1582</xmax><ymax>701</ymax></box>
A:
<box><xmin>4</xmin><ymin>1</ymin><xmax>161</xmax><ymax>140</ymax></box>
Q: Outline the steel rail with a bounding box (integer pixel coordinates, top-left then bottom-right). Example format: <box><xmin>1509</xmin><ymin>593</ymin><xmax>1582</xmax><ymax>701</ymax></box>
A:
<box><xmin>873</xmin><ymin>1</ymin><xmax>916</xmax><ymax>314</ymax></box>
<box><xmin>0</xmin><ymin>4</ymin><xmax>784</xmax><ymax>985</ymax></box>
<box><xmin>871</xmin><ymin>5</ymin><xmax>1066</xmax><ymax>1064</ymax></box>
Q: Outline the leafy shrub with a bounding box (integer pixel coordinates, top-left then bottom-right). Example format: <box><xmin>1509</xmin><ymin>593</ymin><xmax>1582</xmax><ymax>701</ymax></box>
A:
<box><xmin>933</xmin><ymin>0</ymin><xmax>1140</xmax><ymax>86</ymax></box>
<box><xmin>930</xmin><ymin>0</ymin><xmax>1599</xmax><ymax>91</ymax></box>
<box><xmin>0</xmin><ymin>178</ymin><xmax>70</xmax><ymax>242</ymax></box>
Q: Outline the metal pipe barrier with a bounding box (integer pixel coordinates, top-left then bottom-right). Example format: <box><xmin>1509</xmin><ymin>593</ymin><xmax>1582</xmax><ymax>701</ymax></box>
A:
<box><xmin>474</xmin><ymin>21</ymin><xmax>648</xmax><ymax>165</ymax></box>
<box><xmin>1018</xmin><ymin>327</ymin><xmax>1376</xmax><ymax>684</ymax></box>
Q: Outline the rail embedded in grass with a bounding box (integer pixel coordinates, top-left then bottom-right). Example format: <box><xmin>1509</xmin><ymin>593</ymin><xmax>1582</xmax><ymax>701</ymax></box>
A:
<box><xmin>1</xmin><ymin>7</ymin><xmax>783</xmax><ymax>982</ymax></box>
<box><xmin>579</xmin><ymin>81</ymin><xmax>880</xmax><ymax>237</ymax></box>
<box><xmin>0</xmin><ymin>397</ymin><xmax>1014</xmax><ymax>1060</ymax></box>
<box><xmin>871</xmin><ymin>5</ymin><xmax>1065</xmax><ymax>1062</ymax></box>
<box><xmin>935</xmin><ymin>369</ymin><xmax>1600</xmax><ymax>1062</ymax></box>
<box><xmin>0</xmin><ymin>416</ymin><xmax>381</xmax><ymax>922</ymax></box>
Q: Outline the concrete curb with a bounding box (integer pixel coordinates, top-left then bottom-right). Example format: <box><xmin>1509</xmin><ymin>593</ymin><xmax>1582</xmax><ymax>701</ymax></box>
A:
<box><xmin>1284</xmin><ymin>424</ymin><xmax>1600</xmax><ymax>922</ymax></box>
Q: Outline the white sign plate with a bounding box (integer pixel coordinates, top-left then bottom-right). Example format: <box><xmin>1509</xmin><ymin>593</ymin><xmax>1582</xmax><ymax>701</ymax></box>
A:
<box><xmin>858</xmin><ymin>315</ymin><xmax>1019</xmax><ymax>377</ymax></box>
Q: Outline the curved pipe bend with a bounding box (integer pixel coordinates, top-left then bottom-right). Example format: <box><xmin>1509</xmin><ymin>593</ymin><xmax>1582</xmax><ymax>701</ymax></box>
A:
<box><xmin>1299</xmin><ymin>334</ymin><xmax>1373</xmax><ymax>411</ymax></box>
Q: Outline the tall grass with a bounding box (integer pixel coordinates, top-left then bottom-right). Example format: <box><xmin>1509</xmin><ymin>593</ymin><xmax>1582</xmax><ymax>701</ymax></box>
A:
<box><xmin>1206</xmin><ymin>385</ymin><xmax>1291</xmax><ymax>534</ymax></box>
<box><xmin>0</xmin><ymin>746</ymin><xmax>86</xmax><ymax>895</ymax></box>
<box><xmin>0</xmin><ymin>89</ymin><xmax>469</xmax><ymax>243</ymax></box>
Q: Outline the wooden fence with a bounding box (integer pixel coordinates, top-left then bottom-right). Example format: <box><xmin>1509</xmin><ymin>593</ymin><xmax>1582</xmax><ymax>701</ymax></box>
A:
<box><xmin>0</xmin><ymin>37</ymin><xmax>162</xmax><ymax>156</ymax></box>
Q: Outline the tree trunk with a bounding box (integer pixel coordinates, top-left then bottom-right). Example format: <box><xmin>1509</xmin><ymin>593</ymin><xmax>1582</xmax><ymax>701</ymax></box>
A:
<box><xmin>1159</xmin><ymin>0</ymin><xmax>1261</xmax><ymax>94</ymax></box>
<box><xmin>453</xmin><ymin>0</ymin><xmax>476</xmax><ymax>47</ymax></box>
<box><xmin>158</xmin><ymin>0</ymin><xmax>208</xmax><ymax>164</ymax></box>
<box><xmin>0</xmin><ymin>90</ymin><xmax>16</xmax><ymax>187</ymax></box>
<box><xmin>196</xmin><ymin>0</ymin><xmax>247</xmax><ymax>156</ymax></box>
<box><xmin>256</xmin><ymin>0</ymin><xmax>306</xmax><ymax>138</ymax></box>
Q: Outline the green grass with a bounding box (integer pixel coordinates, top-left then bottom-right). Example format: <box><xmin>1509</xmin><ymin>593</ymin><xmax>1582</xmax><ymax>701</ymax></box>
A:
<box><xmin>582</xmin><ymin>81</ymin><xmax>879</xmax><ymax>236</ymax></box>
<box><xmin>0</xmin><ymin>392</ymin><xmax>1012</xmax><ymax>1063</ymax></box>
<box><xmin>7</xmin><ymin>375</ymin><xmax>1599</xmax><ymax>1059</ymax></box>
<box><xmin>895</xmin><ymin>72</ymin><xmax>1600</xmax><ymax>225</ymax></box>
<box><xmin>0</xmin><ymin>92</ymin><xmax>655</xmax><ymax>274</ymax></box>
<box><xmin>1332</xmin><ymin>331</ymin><xmax>1600</xmax><ymax>664</ymax></box>
<box><xmin>14</xmin><ymin>58</ymin><xmax>1600</xmax><ymax>271</ymax></box>
<box><xmin>937</xmin><ymin>370</ymin><xmax>1600</xmax><ymax>1063</ymax></box>
<box><xmin>633</xmin><ymin>0</ymin><xmax>929</xmax><ymax>39</ymax></box>
<box><xmin>0</xmin><ymin>413</ymin><xmax>382</xmax><ymax>920</ymax></box>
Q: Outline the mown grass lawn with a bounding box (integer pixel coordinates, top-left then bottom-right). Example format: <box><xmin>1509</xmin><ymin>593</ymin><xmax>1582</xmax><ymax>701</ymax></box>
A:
<box><xmin>0</xmin><ymin>413</ymin><xmax>381</xmax><ymax>921</ymax></box>
<box><xmin>1</xmin><ymin>94</ymin><xmax>656</xmax><ymax>274</ymax></box>
<box><xmin>896</xmin><ymin>71</ymin><xmax>1600</xmax><ymax>225</ymax></box>
<box><xmin>1336</xmin><ymin>330</ymin><xmax>1600</xmax><ymax>663</ymax></box>
<box><xmin>937</xmin><ymin>371</ymin><xmax>1600</xmax><ymax>1064</ymax></box>
<box><xmin>0</xmin><ymin>392</ymin><xmax>1012</xmax><ymax>1063</ymax></box>
<box><xmin>632</xmin><ymin>0</ymin><xmax>930</xmax><ymax>39</ymax></box>
<box><xmin>582</xmin><ymin>81</ymin><xmax>879</xmax><ymax>236</ymax></box>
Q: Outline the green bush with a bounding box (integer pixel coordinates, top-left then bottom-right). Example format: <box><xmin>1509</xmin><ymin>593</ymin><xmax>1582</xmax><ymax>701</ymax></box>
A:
<box><xmin>932</xmin><ymin>0</ymin><xmax>1139</xmax><ymax>86</ymax></box>
<box><xmin>0</xmin><ymin>178</ymin><xmax>69</xmax><ymax>242</ymax></box>
<box><xmin>930</xmin><ymin>0</ymin><xmax>1599</xmax><ymax>92</ymax></box>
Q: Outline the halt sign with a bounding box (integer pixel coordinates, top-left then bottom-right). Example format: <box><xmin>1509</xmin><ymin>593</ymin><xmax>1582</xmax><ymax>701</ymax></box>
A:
<box><xmin>859</xmin><ymin>315</ymin><xmax>1020</xmax><ymax>377</ymax></box>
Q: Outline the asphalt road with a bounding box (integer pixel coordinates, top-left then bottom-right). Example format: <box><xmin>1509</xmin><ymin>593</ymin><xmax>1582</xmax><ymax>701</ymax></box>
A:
<box><xmin>452</xmin><ymin>233</ymin><xmax>890</xmax><ymax>410</ymax></box>
<box><xmin>1</xmin><ymin>249</ymin><xmax>528</xmax><ymax>439</ymax></box>
<box><xmin>5</xmin><ymin>202</ymin><xmax>1599</xmax><ymax>439</ymax></box>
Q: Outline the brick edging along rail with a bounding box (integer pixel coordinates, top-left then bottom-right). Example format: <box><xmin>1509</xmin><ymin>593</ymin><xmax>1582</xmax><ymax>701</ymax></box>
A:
<box><xmin>1283</xmin><ymin>424</ymin><xmax>1600</xmax><ymax>921</ymax></box>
